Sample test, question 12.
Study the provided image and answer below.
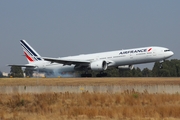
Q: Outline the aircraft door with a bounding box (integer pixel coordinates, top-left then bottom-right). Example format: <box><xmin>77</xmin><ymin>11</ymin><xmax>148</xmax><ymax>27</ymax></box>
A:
<box><xmin>130</xmin><ymin>52</ymin><xmax>133</xmax><ymax>59</ymax></box>
<box><xmin>152</xmin><ymin>49</ymin><xmax>157</xmax><ymax>57</ymax></box>
<box><xmin>96</xmin><ymin>56</ymin><xmax>99</xmax><ymax>61</ymax></box>
<box><xmin>129</xmin><ymin>52</ymin><xmax>135</xmax><ymax>64</ymax></box>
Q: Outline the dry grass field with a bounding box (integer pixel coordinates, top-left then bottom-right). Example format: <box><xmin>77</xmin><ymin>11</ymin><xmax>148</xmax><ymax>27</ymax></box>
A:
<box><xmin>0</xmin><ymin>77</ymin><xmax>180</xmax><ymax>86</ymax></box>
<box><xmin>0</xmin><ymin>91</ymin><xmax>180</xmax><ymax>120</ymax></box>
<box><xmin>0</xmin><ymin>78</ymin><xmax>180</xmax><ymax>120</ymax></box>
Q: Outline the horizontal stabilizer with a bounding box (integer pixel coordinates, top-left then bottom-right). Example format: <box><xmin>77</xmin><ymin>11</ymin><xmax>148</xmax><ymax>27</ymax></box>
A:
<box><xmin>8</xmin><ymin>64</ymin><xmax>36</xmax><ymax>68</ymax></box>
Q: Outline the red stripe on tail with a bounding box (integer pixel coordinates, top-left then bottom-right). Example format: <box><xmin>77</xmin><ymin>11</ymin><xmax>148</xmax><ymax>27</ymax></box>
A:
<box><xmin>24</xmin><ymin>52</ymin><xmax>34</xmax><ymax>62</ymax></box>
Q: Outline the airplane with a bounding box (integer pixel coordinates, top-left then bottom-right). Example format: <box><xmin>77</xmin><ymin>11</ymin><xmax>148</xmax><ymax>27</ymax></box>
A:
<box><xmin>8</xmin><ymin>40</ymin><xmax>174</xmax><ymax>77</ymax></box>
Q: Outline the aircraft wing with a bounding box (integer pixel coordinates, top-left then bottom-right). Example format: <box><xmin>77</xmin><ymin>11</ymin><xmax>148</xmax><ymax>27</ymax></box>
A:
<box><xmin>8</xmin><ymin>64</ymin><xmax>36</xmax><ymax>68</ymax></box>
<box><xmin>43</xmin><ymin>57</ymin><xmax>90</xmax><ymax>65</ymax></box>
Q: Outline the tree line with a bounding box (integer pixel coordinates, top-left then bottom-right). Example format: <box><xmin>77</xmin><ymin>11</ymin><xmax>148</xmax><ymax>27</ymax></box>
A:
<box><xmin>5</xmin><ymin>59</ymin><xmax>180</xmax><ymax>78</ymax></box>
<box><xmin>105</xmin><ymin>59</ymin><xmax>180</xmax><ymax>77</ymax></box>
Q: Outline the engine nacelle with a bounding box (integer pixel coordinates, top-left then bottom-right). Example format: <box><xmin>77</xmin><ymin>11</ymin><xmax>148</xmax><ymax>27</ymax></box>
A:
<box><xmin>118</xmin><ymin>65</ymin><xmax>134</xmax><ymax>70</ymax></box>
<box><xmin>90</xmin><ymin>60</ymin><xmax>107</xmax><ymax>71</ymax></box>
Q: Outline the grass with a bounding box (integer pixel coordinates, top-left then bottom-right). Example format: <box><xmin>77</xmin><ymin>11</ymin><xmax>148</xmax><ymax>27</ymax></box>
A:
<box><xmin>0</xmin><ymin>91</ymin><xmax>180</xmax><ymax>120</ymax></box>
<box><xmin>0</xmin><ymin>77</ymin><xmax>179</xmax><ymax>119</ymax></box>
<box><xmin>0</xmin><ymin>77</ymin><xmax>180</xmax><ymax>86</ymax></box>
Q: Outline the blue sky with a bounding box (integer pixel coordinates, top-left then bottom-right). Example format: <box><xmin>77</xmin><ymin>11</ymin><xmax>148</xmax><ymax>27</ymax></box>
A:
<box><xmin>0</xmin><ymin>1</ymin><xmax>180</xmax><ymax>72</ymax></box>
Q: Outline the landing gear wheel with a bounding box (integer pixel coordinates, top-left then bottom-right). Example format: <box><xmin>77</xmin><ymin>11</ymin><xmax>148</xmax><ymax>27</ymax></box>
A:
<box><xmin>81</xmin><ymin>73</ymin><xmax>92</xmax><ymax>77</ymax></box>
<box><xmin>159</xmin><ymin>60</ymin><xmax>164</xmax><ymax>69</ymax></box>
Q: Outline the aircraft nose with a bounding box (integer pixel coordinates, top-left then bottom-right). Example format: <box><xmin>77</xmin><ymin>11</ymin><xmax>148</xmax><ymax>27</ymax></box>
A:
<box><xmin>163</xmin><ymin>48</ymin><xmax>174</xmax><ymax>59</ymax></box>
<box><xmin>171</xmin><ymin>51</ymin><xmax>174</xmax><ymax>56</ymax></box>
<box><xmin>168</xmin><ymin>51</ymin><xmax>174</xmax><ymax>58</ymax></box>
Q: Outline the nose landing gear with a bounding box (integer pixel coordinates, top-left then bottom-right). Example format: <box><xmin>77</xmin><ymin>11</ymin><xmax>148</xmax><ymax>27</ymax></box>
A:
<box><xmin>159</xmin><ymin>60</ymin><xmax>165</xmax><ymax>69</ymax></box>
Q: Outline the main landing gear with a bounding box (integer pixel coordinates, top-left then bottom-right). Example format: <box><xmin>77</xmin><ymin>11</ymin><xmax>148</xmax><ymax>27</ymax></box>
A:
<box><xmin>96</xmin><ymin>72</ymin><xmax>107</xmax><ymax>77</ymax></box>
<box><xmin>80</xmin><ymin>72</ymin><xmax>108</xmax><ymax>77</ymax></box>
<box><xmin>81</xmin><ymin>73</ymin><xmax>92</xmax><ymax>77</ymax></box>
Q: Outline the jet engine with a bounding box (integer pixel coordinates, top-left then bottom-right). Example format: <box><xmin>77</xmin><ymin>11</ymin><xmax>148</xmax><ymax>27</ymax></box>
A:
<box><xmin>90</xmin><ymin>60</ymin><xmax>107</xmax><ymax>71</ymax></box>
<box><xmin>118</xmin><ymin>65</ymin><xmax>134</xmax><ymax>70</ymax></box>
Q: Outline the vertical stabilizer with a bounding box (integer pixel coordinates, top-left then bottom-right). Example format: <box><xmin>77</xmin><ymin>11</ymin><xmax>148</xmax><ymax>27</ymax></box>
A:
<box><xmin>20</xmin><ymin>40</ymin><xmax>44</xmax><ymax>63</ymax></box>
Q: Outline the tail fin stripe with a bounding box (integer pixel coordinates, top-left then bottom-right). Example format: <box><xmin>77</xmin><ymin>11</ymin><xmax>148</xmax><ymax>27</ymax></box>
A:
<box><xmin>21</xmin><ymin>42</ymin><xmax>42</xmax><ymax>61</ymax></box>
<box><xmin>34</xmin><ymin>57</ymin><xmax>38</xmax><ymax>61</ymax></box>
<box><xmin>24</xmin><ymin>52</ymin><xmax>34</xmax><ymax>62</ymax></box>
<box><xmin>20</xmin><ymin>40</ymin><xmax>38</xmax><ymax>56</ymax></box>
<box><xmin>20</xmin><ymin>43</ymin><xmax>34</xmax><ymax>56</ymax></box>
<box><xmin>20</xmin><ymin>40</ymin><xmax>44</xmax><ymax>63</ymax></box>
<box><xmin>20</xmin><ymin>42</ymin><xmax>41</xmax><ymax>61</ymax></box>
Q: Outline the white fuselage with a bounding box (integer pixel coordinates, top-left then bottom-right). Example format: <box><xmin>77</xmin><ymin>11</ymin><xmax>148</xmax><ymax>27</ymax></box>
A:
<box><xmin>29</xmin><ymin>46</ymin><xmax>173</xmax><ymax>73</ymax></box>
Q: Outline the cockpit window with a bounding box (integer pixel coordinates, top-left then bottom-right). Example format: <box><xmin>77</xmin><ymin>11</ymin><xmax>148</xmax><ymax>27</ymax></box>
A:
<box><xmin>164</xmin><ymin>50</ymin><xmax>170</xmax><ymax>52</ymax></box>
